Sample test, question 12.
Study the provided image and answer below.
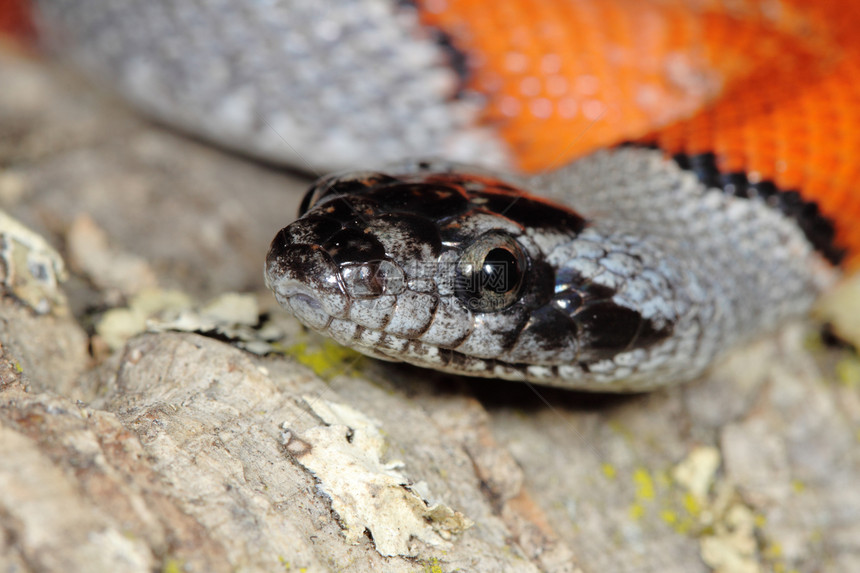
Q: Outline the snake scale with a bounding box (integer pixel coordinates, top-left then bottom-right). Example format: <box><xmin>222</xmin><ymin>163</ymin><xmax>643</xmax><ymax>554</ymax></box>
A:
<box><xmin>31</xmin><ymin>0</ymin><xmax>859</xmax><ymax>391</ymax></box>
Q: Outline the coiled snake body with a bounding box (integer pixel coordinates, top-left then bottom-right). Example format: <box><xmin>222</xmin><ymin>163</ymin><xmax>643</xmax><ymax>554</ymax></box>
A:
<box><xmin>35</xmin><ymin>0</ymin><xmax>858</xmax><ymax>390</ymax></box>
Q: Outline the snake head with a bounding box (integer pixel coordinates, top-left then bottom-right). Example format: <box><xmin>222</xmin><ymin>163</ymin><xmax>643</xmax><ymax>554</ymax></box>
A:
<box><xmin>266</xmin><ymin>167</ymin><xmax>677</xmax><ymax>389</ymax></box>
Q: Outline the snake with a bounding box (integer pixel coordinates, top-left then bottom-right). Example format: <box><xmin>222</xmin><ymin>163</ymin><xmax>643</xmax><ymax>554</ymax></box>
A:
<box><xmin>29</xmin><ymin>0</ymin><xmax>859</xmax><ymax>391</ymax></box>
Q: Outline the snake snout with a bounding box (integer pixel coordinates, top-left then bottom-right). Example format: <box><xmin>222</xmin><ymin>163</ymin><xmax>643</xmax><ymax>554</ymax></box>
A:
<box><xmin>265</xmin><ymin>230</ymin><xmax>350</xmax><ymax>328</ymax></box>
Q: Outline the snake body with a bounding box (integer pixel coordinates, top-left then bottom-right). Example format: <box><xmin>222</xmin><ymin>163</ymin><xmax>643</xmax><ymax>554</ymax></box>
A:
<box><xmin>34</xmin><ymin>0</ymin><xmax>856</xmax><ymax>390</ymax></box>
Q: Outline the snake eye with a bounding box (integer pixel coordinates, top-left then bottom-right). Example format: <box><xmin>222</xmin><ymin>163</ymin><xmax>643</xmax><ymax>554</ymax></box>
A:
<box><xmin>456</xmin><ymin>232</ymin><xmax>527</xmax><ymax>312</ymax></box>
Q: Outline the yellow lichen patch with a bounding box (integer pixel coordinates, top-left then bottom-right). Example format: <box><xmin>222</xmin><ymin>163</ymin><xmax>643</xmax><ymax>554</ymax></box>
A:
<box><xmin>277</xmin><ymin>556</ymin><xmax>308</xmax><ymax>572</ymax></box>
<box><xmin>628</xmin><ymin>503</ymin><xmax>645</xmax><ymax>520</ymax></box>
<box><xmin>624</xmin><ymin>448</ymin><xmax>717</xmax><ymax>536</ymax></box>
<box><xmin>626</xmin><ymin>463</ymin><xmax>698</xmax><ymax>528</ymax></box>
<box><xmin>601</xmin><ymin>463</ymin><xmax>617</xmax><ymax>480</ymax></box>
<box><xmin>287</xmin><ymin>338</ymin><xmax>364</xmax><ymax>378</ymax></box>
<box><xmin>626</xmin><ymin>467</ymin><xmax>657</xmax><ymax>522</ymax></box>
<box><xmin>607</xmin><ymin>420</ymin><xmax>634</xmax><ymax>441</ymax></box>
<box><xmin>424</xmin><ymin>557</ymin><xmax>444</xmax><ymax>573</ymax></box>
<box><xmin>633</xmin><ymin>467</ymin><xmax>655</xmax><ymax>501</ymax></box>
<box><xmin>835</xmin><ymin>356</ymin><xmax>860</xmax><ymax>388</ymax></box>
<box><xmin>682</xmin><ymin>492</ymin><xmax>701</xmax><ymax>518</ymax></box>
<box><xmin>764</xmin><ymin>542</ymin><xmax>783</xmax><ymax>559</ymax></box>
<box><xmin>618</xmin><ymin>447</ymin><xmax>805</xmax><ymax>571</ymax></box>
<box><xmin>660</xmin><ymin>509</ymin><xmax>678</xmax><ymax>525</ymax></box>
<box><xmin>161</xmin><ymin>558</ymin><xmax>184</xmax><ymax>573</ymax></box>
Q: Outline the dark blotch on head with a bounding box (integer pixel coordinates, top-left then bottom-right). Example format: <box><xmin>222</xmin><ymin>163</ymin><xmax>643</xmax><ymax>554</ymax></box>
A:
<box><xmin>316</xmin><ymin>196</ymin><xmax>379</xmax><ymax>227</ymax></box>
<box><xmin>322</xmin><ymin>228</ymin><xmax>387</xmax><ymax>265</ymax></box>
<box><xmin>283</xmin><ymin>215</ymin><xmax>343</xmax><ymax>245</ymax></box>
<box><xmin>574</xmin><ymin>301</ymin><xmax>672</xmax><ymax>361</ymax></box>
<box><xmin>513</xmin><ymin>305</ymin><xmax>581</xmax><ymax>359</ymax></box>
<box><xmin>520</xmin><ymin>258</ymin><xmax>556</xmax><ymax>310</ymax></box>
<box><xmin>374</xmin><ymin>212</ymin><xmax>443</xmax><ymax>258</ymax></box>
<box><xmin>300</xmin><ymin>173</ymin><xmax>399</xmax><ymax>216</ymax></box>
<box><xmin>298</xmin><ymin>185</ymin><xmax>317</xmax><ymax>217</ymax></box>
<box><xmin>473</xmin><ymin>191</ymin><xmax>586</xmax><ymax>236</ymax></box>
<box><xmin>266</xmin><ymin>228</ymin><xmax>294</xmax><ymax>274</ymax></box>
<box><xmin>367</xmin><ymin>183</ymin><xmax>470</xmax><ymax>220</ymax></box>
<box><xmin>553</xmin><ymin>265</ymin><xmax>671</xmax><ymax>361</ymax></box>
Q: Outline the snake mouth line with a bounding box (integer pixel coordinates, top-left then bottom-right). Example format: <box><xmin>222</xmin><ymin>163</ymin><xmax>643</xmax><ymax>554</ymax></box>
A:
<box><xmin>276</xmin><ymin>289</ymin><xmax>550</xmax><ymax>376</ymax></box>
<box><xmin>279</xmin><ymin>295</ymin><xmax>616</xmax><ymax>389</ymax></box>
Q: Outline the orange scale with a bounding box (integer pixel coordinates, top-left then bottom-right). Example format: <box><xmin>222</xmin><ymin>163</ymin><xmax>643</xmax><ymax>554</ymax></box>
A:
<box><xmin>681</xmin><ymin>119</ymin><xmax>717</xmax><ymax>152</ymax></box>
<box><xmin>813</xmin><ymin>155</ymin><xmax>843</xmax><ymax>178</ymax></box>
<box><xmin>745</xmin><ymin>152</ymin><xmax>779</xmax><ymax>181</ymax></box>
<box><xmin>773</xmin><ymin>152</ymin><xmax>808</xmax><ymax>182</ymax></box>
<box><xmin>711</xmin><ymin>107</ymin><xmax>748</xmax><ymax>128</ymax></box>
<box><xmin>840</xmin><ymin>93</ymin><xmax>860</xmax><ymax>117</ymax></box>
<box><xmin>715</xmin><ymin>152</ymin><xmax>747</xmax><ymax>175</ymax></box>
<box><xmin>846</xmin><ymin>194</ymin><xmax>860</xmax><ymax>231</ymax></box>
<box><xmin>777</xmin><ymin>138</ymin><xmax>808</xmax><ymax>159</ymax></box>
<box><xmin>741</xmin><ymin>146</ymin><xmax>770</xmax><ymax>174</ymax></box>
<box><xmin>838</xmin><ymin>126</ymin><xmax>860</xmax><ymax>150</ymax></box>
<box><xmin>804</xmin><ymin>187</ymin><xmax>840</xmax><ymax>223</ymax></box>
<box><xmin>843</xmin><ymin>204</ymin><xmax>860</xmax><ymax>232</ymax></box>
<box><xmin>749</xmin><ymin>166</ymin><xmax>779</xmax><ymax>187</ymax></box>
<box><xmin>603</xmin><ymin>11</ymin><xmax>637</xmax><ymax>115</ymax></box>
<box><xmin>774</xmin><ymin>162</ymin><xmax>808</xmax><ymax>191</ymax></box>
<box><xmin>774</xmin><ymin>122</ymin><xmax>810</xmax><ymax>144</ymax></box>
<box><xmin>806</xmin><ymin>128</ymin><xmax>841</xmax><ymax>157</ymax></box>
<box><xmin>829</xmin><ymin>184</ymin><xmax>854</xmax><ymax>213</ymax></box>
<box><xmin>713</xmin><ymin>128</ymin><xmax>748</xmax><ymax>152</ymax></box>
<box><xmin>650</xmin><ymin>129</ymin><xmax>682</xmax><ymax>153</ymax></box>
<box><xmin>836</xmin><ymin>190</ymin><xmax>860</xmax><ymax>226</ymax></box>
<box><xmin>808</xmin><ymin>118</ymin><xmax>841</xmax><ymax>142</ymax></box>
<box><xmin>834</xmin><ymin>163</ymin><xmax>860</xmax><ymax>189</ymax></box>
<box><xmin>834</xmin><ymin>163</ymin><xmax>860</xmax><ymax>185</ymax></box>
